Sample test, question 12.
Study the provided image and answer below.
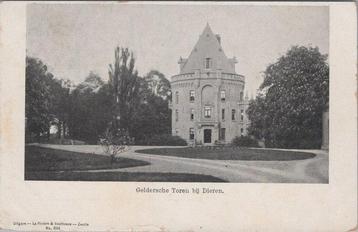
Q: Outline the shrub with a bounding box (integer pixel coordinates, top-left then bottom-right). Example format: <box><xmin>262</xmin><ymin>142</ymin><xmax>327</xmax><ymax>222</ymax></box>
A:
<box><xmin>231</xmin><ymin>136</ymin><xmax>259</xmax><ymax>147</ymax></box>
<box><xmin>99</xmin><ymin>128</ymin><xmax>133</xmax><ymax>163</ymax></box>
<box><xmin>135</xmin><ymin>134</ymin><xmax>187</xmax><ymax>146</ymax></box>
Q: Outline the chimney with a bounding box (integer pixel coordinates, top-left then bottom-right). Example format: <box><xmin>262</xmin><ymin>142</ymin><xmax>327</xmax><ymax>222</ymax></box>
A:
<box><xmin>215</xmin><ymin>34</ymin><xmax>221</xmax><ymax>44</ymax></box>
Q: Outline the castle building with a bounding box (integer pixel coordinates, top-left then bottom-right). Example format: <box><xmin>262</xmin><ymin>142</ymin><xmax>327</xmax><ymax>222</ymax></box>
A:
<box><xmin>169</xmin><ymin>24</ymin><xmax>250</xmax><ymax>145</ymax></box>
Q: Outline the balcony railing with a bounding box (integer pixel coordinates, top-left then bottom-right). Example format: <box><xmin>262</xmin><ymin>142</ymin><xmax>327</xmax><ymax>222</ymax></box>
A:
<box><xmin>171</xmin><ymin>72</ymin><xmax>244</xmax><ymax>82</ymax></box>
<box><xmin>171</xmin><ymin>73</ymin><xmax>195</xmax><ymax>82</ymax></box>
<box><xmin>221</xmin><ymin>73</ymin><xmax>245</xmax><ymax>82</ymax></box>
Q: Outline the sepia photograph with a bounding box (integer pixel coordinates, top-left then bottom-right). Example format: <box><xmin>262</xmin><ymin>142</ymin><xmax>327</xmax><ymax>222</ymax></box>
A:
<box><xmin>25</xmin><ymin>4</ymin><xmax>329</xmax><ymax>183</ymax></box>
<box><xmin>1</xmin><ymin>2</ymin><xmax>357</xmax><ymax>232</ymax></box>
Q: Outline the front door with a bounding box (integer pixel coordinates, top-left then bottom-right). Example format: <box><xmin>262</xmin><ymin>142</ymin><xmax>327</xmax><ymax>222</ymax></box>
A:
<box><xmin>204</xmin><ymin>129</ymin><xmax>212</xmax><ymax>144</ymax></box>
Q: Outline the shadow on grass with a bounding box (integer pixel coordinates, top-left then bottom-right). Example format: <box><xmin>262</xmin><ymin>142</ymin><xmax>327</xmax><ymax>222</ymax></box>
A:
<box><xmin>25</xmin><ymin>146</ymin><xmax>227</xmax><ymax>182</ymax></box>
<box><xmin>26</xmin><ymin>171</ymin><xmax>227</xmax><ymax>182</ymax></box>
<box><xmin>135</xmin><ymin>147</ymin><xmax>316</xmax><ymax>161</ymax></box>
<box><xmin>25</xmin><ymin>146</ymin><xmax>149</xmax><ymax>172</ymax></box>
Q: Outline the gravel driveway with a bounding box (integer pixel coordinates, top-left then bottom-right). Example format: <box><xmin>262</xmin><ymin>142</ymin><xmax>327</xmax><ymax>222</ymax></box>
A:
<box><xmin>34</xmin><ymin>144</ymin><xmax>328</xmax><ymax>183</ymax></box>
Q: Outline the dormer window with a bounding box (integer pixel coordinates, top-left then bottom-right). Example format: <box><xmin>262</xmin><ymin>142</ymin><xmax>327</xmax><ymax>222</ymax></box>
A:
<box><xmin>205</xmin><ymin>58</ymin><xmax>212</xmax><ymax>69</ymax></box>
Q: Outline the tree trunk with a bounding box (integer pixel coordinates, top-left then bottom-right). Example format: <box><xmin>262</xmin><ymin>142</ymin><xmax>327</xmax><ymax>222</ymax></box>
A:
<box><xmin>47</xmin><ymin>126</ymin><xmax>50</xmax><ymax>141</ymax></box>
<box><xmin>60</xmin><ymin>122</ymin><xmax>64</xmax><ymax>139</ymax></box>
<box><xmin>57</xmin><ymin>122</ymin><xmax>62</xmax><ymax>139</ymax></box>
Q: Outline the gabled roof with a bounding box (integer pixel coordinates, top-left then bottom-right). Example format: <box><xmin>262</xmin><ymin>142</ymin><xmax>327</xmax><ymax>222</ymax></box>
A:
<box><xmin>179</xmin><ymin>23</ymin><xmax>236</xmax><ymax>74</ymax></box>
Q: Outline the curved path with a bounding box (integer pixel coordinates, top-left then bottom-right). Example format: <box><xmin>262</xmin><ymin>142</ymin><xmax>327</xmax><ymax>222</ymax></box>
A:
<box><xmin>36</xmin><ymin>145</ymin><xmax>328</xmax><ymax>183</ymax></box>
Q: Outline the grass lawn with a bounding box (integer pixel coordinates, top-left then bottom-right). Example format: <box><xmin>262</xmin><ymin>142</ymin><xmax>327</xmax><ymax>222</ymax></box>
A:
<box><xmin>25</xmin><ymin>146</ymin><xmax>225</xmax><ymax>182</ymax></box>
<box><xmin>135</xmin><ymin>147</ymin><xmax>316</xmax><ymax>161</ymax></box>
<box><xmin>25</xmin><ymin>146</ymin><xmax>149</xmax><ymax>172</ymax></box>
<box><xmin>26</xmin><ymin>171</ymin><xmax>226</xmax><ymax>182</ymax></box>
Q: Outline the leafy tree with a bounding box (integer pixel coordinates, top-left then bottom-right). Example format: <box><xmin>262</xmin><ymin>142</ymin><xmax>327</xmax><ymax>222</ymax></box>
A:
<box><xmin>143</xmin><ymin>70</ymin><xmax>171</xmax><ymax>100</ymax></box>
<box><xmin>247</xmin><ymin>46</ymin><xmax>329</xmax><ymax>148</ymax></box>
<box><xmin>25</xmin><ymin>57</ymin><xmax>54</xmax><ymax>141</ymax></box>
<box><xmin>26</xmin><ymin>51</ymin><xmax>173</xmax><ymax>145</ymax></box>
<box><xmin>128</xmin><ymin>70</ymin><xmax>171</xmax><ymax>143</ymax></box>
<box><xmin>76</xmin><ymin>71</ymin><xmax>104</xmax><ymax>92</ymax></box>
<box><xmin>67</xmin><ymin>73</ymin><xmax>112</xmax><ymax>144</ymax></box>
<box><xmin>50</xmin><ymin>78</ymin><xmax>72</xmax><ymax>139</ymax></box>
<box><xmin>129</xmin><ymin>91</ymin><xmax>171</xmax><ymax>142</ymax></box>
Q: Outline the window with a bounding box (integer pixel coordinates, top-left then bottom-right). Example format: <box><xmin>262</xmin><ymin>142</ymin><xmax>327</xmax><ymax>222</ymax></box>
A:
<box><xmin>189</xmin><ymin>90</ymin><xmax>195</xmax><ymax>102</ymax></box>
<box><xmin>240</xmin><ymin>128</ymin><xmax>244</xmax><ymax>135</ymax></box>
<box><xmin>220</xmin><ymin>128</ymin><xmax>226</xmax><ymax>141</ymax></box>
<box><xmin>175</xmin><ymin>129</ymin><xmax>179</xmax><ymax>135</ymax></box>
<box><xmin>190</xmin><ymin>109</ymin><xmax>195</xmax><ymax>120</ymax></box>
<box><xmin>189</xmin><ymin>128</ymin><xmax>194</xmax><ymax>140</ymax></box>
<box><xmin>175</xmin><ymin>91</ymin><xmax>179</xmax><ymax>104</ymax></box>
<box><xmin>205</xmin><ymin>58</ymin><xmax>211</xmax><ymax>69</ymax></box>
<box><xmin>240</xmin><ymin>109</ymin><xmax>244</xmax><ymax>121</ymax></box>
<box><xmin>232</xmin><ymin>109</ymin><xmax>236</xmax><ymax>121</ymax></box>
<box><xmin>220</xmin><ymin>90</ymin><xmax>226</xmax><ymax>101</ymax></box>
<box><xmin>204</xmin><ymin>106</ymin><xmax>212</xmax><ymax>118</ymax></box>
<box><xmin>221</xmin><ymin>109</ymin><xmax>225</xmax><ymax>120</ymax></box>
<box><xmin>239</xmin><ymin>92</ymin><xmax>244</xmax><ymax>101</ymax></box>
<box><xmin>175</xmin><ymin>110</ymin><xmax>179</xmax><ymax>122</ymax></box>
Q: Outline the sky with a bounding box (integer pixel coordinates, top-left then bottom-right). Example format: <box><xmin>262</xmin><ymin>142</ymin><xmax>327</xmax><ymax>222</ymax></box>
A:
<box><xmin>27</xmin><ymin>3</ymin><xmax>329</xmax><ymax>95</ymax></box>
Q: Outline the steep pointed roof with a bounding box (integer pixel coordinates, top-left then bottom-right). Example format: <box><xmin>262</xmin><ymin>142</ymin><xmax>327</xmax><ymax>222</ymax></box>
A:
<box><xmin>179</xmin><ymin>23</ymin><xmax>236</xmax><ymax>74</ymax></box>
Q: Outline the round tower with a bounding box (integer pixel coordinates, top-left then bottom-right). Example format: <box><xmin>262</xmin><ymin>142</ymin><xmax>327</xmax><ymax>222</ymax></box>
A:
<box><xmin>170</xmin><ymin>24</ymin><xmax>247</xmax><ymax>145</ymax></box>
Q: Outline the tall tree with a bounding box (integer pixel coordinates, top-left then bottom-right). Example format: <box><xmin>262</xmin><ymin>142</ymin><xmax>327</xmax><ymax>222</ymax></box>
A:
<box><xmin>50</xmin><ymin>78</ymin><xmax>72</xmax><ymax>139</ymax></box>
<box><xmin>108</xmin><ymin>47</ymin><xmax>141</xmax><ymax>133</ymax></box>
<box><xmin>247</xmin><ymin>46</ymin><xmax>329</xmax><ymax>148</ymax></box>
<box><xmin>26</xmin><ymin>57</ymin><xmax>54</xmax><ymax>141</ymax></box>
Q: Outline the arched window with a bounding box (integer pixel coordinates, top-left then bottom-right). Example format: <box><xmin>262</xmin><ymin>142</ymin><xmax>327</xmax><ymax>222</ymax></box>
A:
<box><xmin>175</xmin><ymin>91</ymin><xmax>179</xmax><ymax>104</ymax></box>
<box><xmin>201</xmin><ymin>85</ymin><xmax>214</xmax><ymax>105</ymax></box>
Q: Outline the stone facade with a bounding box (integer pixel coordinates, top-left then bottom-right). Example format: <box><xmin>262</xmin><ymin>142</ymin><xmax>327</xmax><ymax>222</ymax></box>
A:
<box><xmin>169</xmin><ymin>24</ymin><xmax>250</xmax><ymax>145</ymax></box>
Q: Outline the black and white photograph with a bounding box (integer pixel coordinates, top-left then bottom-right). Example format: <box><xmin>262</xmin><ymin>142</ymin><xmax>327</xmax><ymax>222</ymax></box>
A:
<box><xmin>1</xmin><ymin>2</ymin><xmax>357</xmax><ymax>232</ymax></box>
<box><xmin>25</xmin><ymin>3</ymin><xmax>329</xmax><ymax>183</ymax></box>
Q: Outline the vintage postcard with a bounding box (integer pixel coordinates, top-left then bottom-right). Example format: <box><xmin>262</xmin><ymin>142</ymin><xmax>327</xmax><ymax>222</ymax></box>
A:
<box><xmin>0</xmin><ymin>1</ymin><xmax>356</xmax><ymax>231</ymax></box>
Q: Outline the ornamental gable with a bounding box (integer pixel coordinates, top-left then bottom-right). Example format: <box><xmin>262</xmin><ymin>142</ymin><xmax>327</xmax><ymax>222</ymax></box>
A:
<box><xmin>179</xmin><ymin>23</ymin><xmax>237</xmax><ymax>74</ymax></box>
